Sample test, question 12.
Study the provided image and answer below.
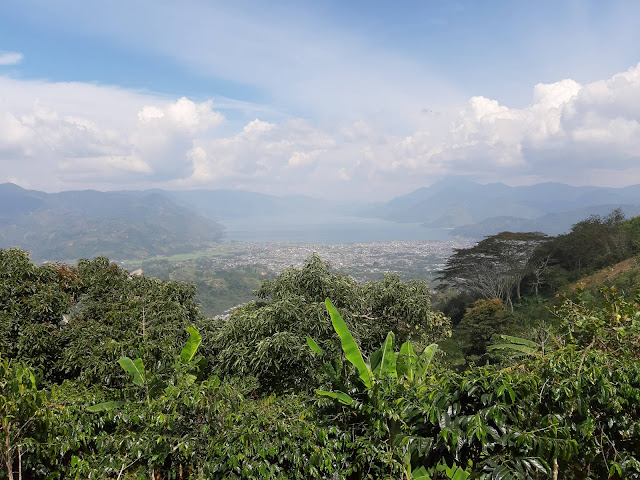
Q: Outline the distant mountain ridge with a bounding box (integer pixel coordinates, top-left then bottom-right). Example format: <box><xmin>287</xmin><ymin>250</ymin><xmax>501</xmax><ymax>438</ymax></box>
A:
<box><xmin>2</xmin><ymin>179</ymin><xmax>639</xmax><ymax>261</ymax></box>
<box><xmin>450</xmin><ymin>204</ymin><xmax>640</xmax><ymax>238</ymax></box>
<box><xmin>373</xmin><ymin>178</ymin><xmax>640</xmax><ymax>237</ymax></box>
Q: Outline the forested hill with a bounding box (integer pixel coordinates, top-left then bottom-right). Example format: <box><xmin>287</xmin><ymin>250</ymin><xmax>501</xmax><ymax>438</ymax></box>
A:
<box><xmin>0</xmin><ymin>183</ymin><xmax>224</xmax><ymax>262</ymax></box>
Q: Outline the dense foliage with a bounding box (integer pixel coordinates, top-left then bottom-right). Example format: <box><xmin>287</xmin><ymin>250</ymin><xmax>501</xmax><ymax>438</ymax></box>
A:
<box><xmin>3</xmin><ymin>211</ymin><xmax>640</xmax><ymax>479</ymax></box>
<box><xmin>439</xmin><ymin>210</ymin><xmax>640</xmax><ymax>312</ymax></box>
<box><xmin>438</xmin><ymin>232</ymin><xmax>548</xmax><ymax>309</ymax></box>
<box><xmin>205</xmin><ymin>254</ymin><xmax>450</xmax><ymax>392</ymax></box>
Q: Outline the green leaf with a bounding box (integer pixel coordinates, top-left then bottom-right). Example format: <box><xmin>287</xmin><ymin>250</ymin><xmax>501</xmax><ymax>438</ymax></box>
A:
<box><xmin>322</xmin><ymin>361</ymin><xmax>342</xmax><ymax>387</ymax></box>
<box><xmin>180</xmin><ymin>326</ymin><xmax>202</xmax><ymax>364</ymax></box>
<box><xmin>488</xmin><ymin>343</ymin><xmax>536</xmax><ymax>355</ymax></box>
<box><xmin>397</xmin><ymin>341</ymin><xmax>417</xmax><ymax>381</ymax></box>
<box><xmin>118</xmin><ymin>356</ymin><xmax>145</xmax><ymax>387</ymax></box>
<box><xmin>497</xmin><ymin>334</ymin><xmax>538</xmax><ymax>348</ymax></box>
<box><xmin>411</xmin><ymin>466</ymin><xmax>433</xmax><ymax>480</ymax></box>
<box><xmin>369</xmin><ymin>347</ymin><xmax>383</xmax><ymax>374</ymax></box>
<box><xmin>306</xmin><ymin>336</ymin><xmax>324</xmax><ymax>356</ymax></box>
<box><xmin>325</xmin><ymin>298</ymin><xmax>371</xmax><ymax>389</ymax></box>
<box><xmin>526</xmin><ymin>457</ymin><xmax>547</xmax><ymax>473</ymax></box>
<box><xmin>420</xmin><ymin>343</ymin><xmax>438</xmax><ymax>364</ymax></box>
<box><xmin>416</xmin><ymin>343</ymin><xmax>438</xmax><ymax>379</ymax></box>
<box><xmin>374</xmin><ymin>331</ymin><xmax>397</xmax><ymax>378</ymax></box>
<box><xmin>316</xmin><ymin>389</ymin><xmax>354</xmax><ymax>405</ymax></box>
<box><xmin>86</xmin><ymin>401</ymin><xmax>125</xmax><ymax>412</ymax></box>
<box><xmin>451</xmin><ymin>466</ymin><xmax>470</xmax><ymax>480</ymax></box>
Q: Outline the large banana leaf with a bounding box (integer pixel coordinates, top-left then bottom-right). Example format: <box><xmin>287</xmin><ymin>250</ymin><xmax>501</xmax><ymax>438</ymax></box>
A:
<box><xmin>496</xmin><ymin>334</ymin><xmax>538</xmax><ymax>347</ymax></box>
<box><xmin>372</xmin><ymin>331</ymin><xmax>397</xmax><ymax>378</ymax></box>
<box><xmin>397</xmin><ymin>341</ymin><xmax>417</xmax><ymax>382</ymax></box>
<box><xmin>488</xmin><ymin>343</ymin><xmax>537</xmax><ymax>355</ymax></box>
<box><xmin>420</xmin><ymin>343</ymin><xmax>438</xmax><ymax>364</ymax></box>
<box><xmin>316</xmin><ymin>389</ymin><xmax>354</xmax><ymax>406</ymax></box>
<box><xmin>488</xmin><ymin>334</ymin><xmax>539</xmax><ymax>356</ymax></box>
<box><xmin>180</xmin><ymin>326</ymin><xmax>202</xmax><ymax>364</ymax></box>
<box><xmin>325</xmin><ymin>298</ymin><xmax>371</xmax><ymax>389</ymax></box>
<box><xmin>411</xmin><ymin>466</ymin><xmax>433</xmax><ymax>480</ymax></box>
<box><xmin>118</xmin><ymin>356</ymin><xmax>145</xmax><ymax>387</ymax></box>
<box><xmin>87</xmin><ymin>401</ymin><xmax>125</xmax><ymax>413</ymax></box>
<box><xmin>415</xmin><ymin>343</ymin><xmax>438</xmax><ymax>380</ymax></box>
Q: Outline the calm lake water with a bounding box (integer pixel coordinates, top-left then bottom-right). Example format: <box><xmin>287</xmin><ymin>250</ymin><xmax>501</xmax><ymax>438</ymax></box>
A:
<box><xmin>220</xmin><ymin>215</ymin><xmax>454</xmax><ymax>243</ymax></box>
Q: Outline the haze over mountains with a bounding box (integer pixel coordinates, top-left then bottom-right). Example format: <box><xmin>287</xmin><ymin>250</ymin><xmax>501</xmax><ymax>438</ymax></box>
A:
<box><xmin>1</xmin><ymin>178</ymin><xmax>639</xmax><ymax>262</ymax></box>
<box><xmin>373</xmin><ymin>178</ymin><xmax>640</xmax><ymax>235</ymax></box>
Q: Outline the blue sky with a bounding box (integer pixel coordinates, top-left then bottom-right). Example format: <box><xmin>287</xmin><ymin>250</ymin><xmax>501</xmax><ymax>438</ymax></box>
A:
<box><xmin>1</xmin><ymin>1</ymin><xmax>640</xmax><ymax>199</ymax></box>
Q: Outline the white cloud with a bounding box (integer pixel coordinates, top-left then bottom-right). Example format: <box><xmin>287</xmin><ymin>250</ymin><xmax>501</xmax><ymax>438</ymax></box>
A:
<box><xmin>288</xmin><ymin>150</ymin><xmax>322</xmax><ymax>168</ymax></box>
<box><xmin>182</xmin><ymin>118</ymin><xmax>335</xmax><ymax>192</ymax></box>
<box><xmin>0</xmin><ymin>78</ymin><xmax>225</xmax><ymax>188</ymax></box>
<box><xmin>2</xmin><ymin>62</ymin><xmax>640</xmax><ymax>198</ymax></box>
<box><xmin>0</xmin><ymin>51</ymin><xmax>23</xmax><ymax>65</ymax></box>
<box><xmin>392</xmin><ymin>62</ymin><xmax>640</xmax><ymax>188</ymax></box>
<box><xmin>10</xmin><ymin>2</ymin><xmax>462</xmax><ymax>123</ymax></box>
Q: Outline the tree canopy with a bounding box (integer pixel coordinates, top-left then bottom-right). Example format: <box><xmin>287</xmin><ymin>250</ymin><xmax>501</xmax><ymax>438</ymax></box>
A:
<box><xmin>438</xmin><ymin>231</ymin><xmax>549</xmax><ymax>309</ymax></box>
<box><xmin>207</xmin><ymin>254</ymin><xmax>450</xmax><ymax>391</ymax></box>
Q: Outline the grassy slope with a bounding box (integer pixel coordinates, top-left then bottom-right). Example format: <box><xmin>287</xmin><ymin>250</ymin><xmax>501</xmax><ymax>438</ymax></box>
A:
<box><xmin>568</xmin><ymin>255</ymin><xmax>640</xmax><ymax>294</ymax></box>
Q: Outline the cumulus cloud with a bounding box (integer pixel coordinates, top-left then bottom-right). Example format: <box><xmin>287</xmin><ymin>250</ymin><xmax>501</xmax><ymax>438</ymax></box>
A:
<box><xmin>0</xmin><ymin>51</ymin><xmax>23</xmax><ymax>65</ymax></box>
<box><xmin>130</xmin><ymin>97</ymin><xmax>224</xmax><ymax>180</ymax></box>
<box><xmin>2</xmin><ymin>62</ymin><xmax>640</xmax><ymax>198</ymax></box>
<box><xmin>183</xmin><ymin>118</ymin><xmax>335</xmax><ymax>192</ymax></box>
<box><xmin>0</xmin><ymin>78</ymin><xmax>225</xmax><ymax>188</ymax></box>
<box><xmin>391</xmin><ymin>63</ymin><xmax>640</xmax><ymax>188</ymax></box>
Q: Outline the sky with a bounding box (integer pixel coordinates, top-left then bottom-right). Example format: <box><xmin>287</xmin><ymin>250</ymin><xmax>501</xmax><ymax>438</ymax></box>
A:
<box><xmin>1</xmin><ymin>0</ymin><xmax>640</xmax><ymax>201</ymax></box>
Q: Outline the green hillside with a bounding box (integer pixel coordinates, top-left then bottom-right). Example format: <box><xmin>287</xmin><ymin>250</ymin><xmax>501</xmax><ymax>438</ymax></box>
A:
<box><xmin>0</xmin><ymin>183</ymin><xmax>224</xmax><ymax>262</ymax></box>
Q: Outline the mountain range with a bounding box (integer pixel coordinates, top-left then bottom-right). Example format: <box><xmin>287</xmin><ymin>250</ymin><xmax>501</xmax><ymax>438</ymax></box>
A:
<box><xmin>1</xmin><ymin>178</ymin><xmax>639</xmax><ymax>262</ymax></box>
<box><xmin>370</xmin><ymin>178</ymin><xmax>640</xmax><ymax>229</ymax></box>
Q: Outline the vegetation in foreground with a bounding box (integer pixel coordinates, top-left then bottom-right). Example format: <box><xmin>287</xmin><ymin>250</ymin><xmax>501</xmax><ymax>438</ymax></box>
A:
<box><xmin>2</xmin><ymin>209</ymin><xmax>640</xmax><ymax>479</ymax></box>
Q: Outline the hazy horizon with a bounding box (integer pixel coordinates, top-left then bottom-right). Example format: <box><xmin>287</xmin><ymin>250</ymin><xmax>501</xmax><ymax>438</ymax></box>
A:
<box><xmin>3</xmin><ymin>176</ymin><xmax>640</xmax><ymax>205</ymax></box>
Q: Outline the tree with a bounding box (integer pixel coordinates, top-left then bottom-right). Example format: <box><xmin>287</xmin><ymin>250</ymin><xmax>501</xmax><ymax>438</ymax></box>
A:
<box><xmin>207</xmin><ymin>254</ymin><xmax>450</xmax><ymax>391</ymax></box>
<box><xmin>438</xmin><ymin>232</ymin><xmax>549</xmax><ymax>309</ymax></box>
<box><xmin>542</xmin><ymin>208</ymin><xmax>630</xmax><ymax>275</ymax></box>
<box><xmin>456</xmin><ymin>298</ymin><xmax>516</xmax><ymax>364</ymax></box>
<box><xmin>59</xmin><ymin>257</ymin><xmax>204</xmax><ymax>387</ymax></box>
<box><xmin>0</xmin><ymin>249</ymin><xmax>80</xmax><ymax>383</ymax></box>
<box><xmin>361</xmin><ymin>273</ymin><xmax>450</xmax><ymax>350</ymax></box>
<box><xmin>0</xmin><ymin>360</ymin><xmax>47</xmax><ymax>480</ymax></box>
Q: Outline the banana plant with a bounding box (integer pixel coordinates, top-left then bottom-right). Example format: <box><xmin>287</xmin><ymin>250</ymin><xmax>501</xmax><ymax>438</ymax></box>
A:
<box><xmin>487</xmin><ymin>335</ymin><xmax>540</xmax><ymax>356</ymax></box>
<box><xmin>409</xmin><ymin>462</ymin><xmax>470</xmax><ymax>480</ymax></box>
<box><xmin>308</xmin><ymin>298</ymin><xmax>438</xmax><ymax>405</ymax></box>
<box><xmin>308</xmin><ymin>299</ymin><xmax>447</xmax><ymax>479</ymax></box>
